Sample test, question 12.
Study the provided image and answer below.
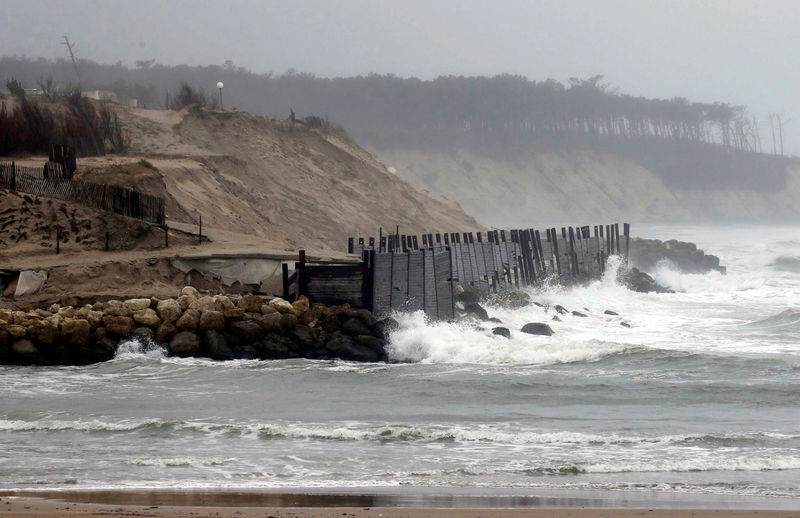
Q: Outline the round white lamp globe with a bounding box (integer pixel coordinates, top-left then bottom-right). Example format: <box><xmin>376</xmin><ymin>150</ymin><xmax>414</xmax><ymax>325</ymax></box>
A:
<box><xmin>216</xmin><ymin>82</ymin><xmax>224</xmax><ymax>89</ymax></box>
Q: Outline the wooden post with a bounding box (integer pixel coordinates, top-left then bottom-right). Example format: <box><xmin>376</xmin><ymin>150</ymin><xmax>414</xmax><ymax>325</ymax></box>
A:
<box><xmin>164</xmin><ymin>224</ymin><xmax>169</xmax><ymax>248</ymax></box>
<box><xmin>198</xmin><ymin>216</ymin><xmax>202</xmax><ymax>244</ymax></box>
<box><xmin>10</xmin><ymin>161</ymin><xmax>15</xmax><ymax>191</ymax></box>
<box><xmin>436</xmin><ymin>233</ymin><xmax>441</xmax><ymax>244</ymax></box>
<box><xmin>298</xmin><ymin>250</ymin><xmax>306</xmax><ymax>297</ymax></box>
<box><xmin>551</xmin><ymin>228</ymin><xmax>562</xmax><ymax>277</ymax></box>
<box><xmin>56</xmin><ymin>227</ymin><xmax>61</xmax><ymax>254</ymax></box>
<box><xmin>348</xmin><ymin>237</ymin><xmax>354</xmax><ymax>254</ymax></box>
<box><xmin>623</xmin><ymin>223</ymin><xmax>631</xmax><ymax>263</ymax></box>
<box><xmin>477</xmin><ymin>232</ymin><xmax>483</xmax><ymax>243</ymax></box>
<box><xmin>568</xmin><ymin>227</ymin><xmax>577</xmax><ymax>276</ymax></box>
<box><xmin>615</xmin><ymin>223</ymin><xmax>621</xmax><ymax>255</ymax></box>
<box><xmin>282</xmin><ymin>263</ymin><xmax>290</xmax><ymax>299</ymax></box>
<box><xmin>105</xmin><ymin>231</ymin><xmax>110</xmax><ymax>251</ymax></box>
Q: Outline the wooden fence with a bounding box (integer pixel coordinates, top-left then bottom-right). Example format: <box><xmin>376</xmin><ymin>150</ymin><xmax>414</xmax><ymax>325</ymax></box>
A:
<box><xmin>0</xmin><ymin>161</ymin><xmax>165</xmax><ymax>226</ymax></box>
<box><xmin>286</xmin><ymin>223</ymin><xmax>630</xmax><ymax>320</ymax></box>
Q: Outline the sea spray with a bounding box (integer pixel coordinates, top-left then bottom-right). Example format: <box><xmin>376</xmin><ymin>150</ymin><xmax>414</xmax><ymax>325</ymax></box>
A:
<box><xmin>114</xmin><ymin>335</ymin><xmax>167</xmax><ymax>360</ymax></box>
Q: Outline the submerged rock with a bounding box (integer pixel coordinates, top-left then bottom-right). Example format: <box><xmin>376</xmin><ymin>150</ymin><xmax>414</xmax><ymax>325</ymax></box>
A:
<box><xmin>618</xmin><ymin>267</ymin><xmax>673</xmax><ymax>294</ymax></box>
<box><xmin>492</xmin><ymin>326</ymin><xmax>511</xmax><ymax>338</ymax></box>
<box><xmin>554</xmin><ymin>305</ymin><xmax>569</xmax><ymax>315</ymax></box>
<box><xmin>464</xmin><ymin>302</ymin><xmax>489</xmax><ymax>321</ymax></box>
<box><xmin>520</xmin><ymin>322</ymin><xmax>554</xmax><ymax>336</ymax></box>
<box><xmin>604</xmin><ymin>310</ymin><xmax>619</xmax><ymax>316</ymax></box>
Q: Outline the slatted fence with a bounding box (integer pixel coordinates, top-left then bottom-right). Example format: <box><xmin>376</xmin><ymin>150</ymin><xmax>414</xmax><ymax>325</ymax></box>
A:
<box><xmin>0</xmin><ymin>161</ymin><xmax>165</xmax><ymax>225</ymax></box>
<box><xmin>285</xmin><ymin>223</ymin><xmax>630</xmax><ymax>320</ymax></box>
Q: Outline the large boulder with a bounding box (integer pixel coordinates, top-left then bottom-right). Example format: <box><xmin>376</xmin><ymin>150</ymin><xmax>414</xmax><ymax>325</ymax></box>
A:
<box><xmin>520</xmin><ymin>322</ymin><xmax>554</xmax><ymax>336</ymax></box>
<box><xmin>104</xmin><ymin>300</ymin><xmax>130</xmax><ymax>317</ymax></box>
<box><xmin>291</xmin><ymin>295</ymin><xmax>310</xmax><ymax>316</ymax></box>
<box><xmin>341</xmin><ymin>317</ymin><xmax>372</xmax><ymax>336</ymax></box>
<box><xmin>155</xmin><ymin>322</ymin><xmax>177</xmax><ymax>344</ymax></box>
<box><xmin>341</xmin><ymin>309</ymin><xmax>377</xmax><ymax>328</ymax></box>
<box><xmin>464</xmin><ymin>302</ymin><xmax>489</xmax><ymax>321</ymax></box>
<box><xmin>203</xmin><ymin>330</ymin><xmax>234</xmax><ymax>361</ymax></box>
<box><xmin>618</xmin><ymin>267</ymin><xmax>674</xmax><ymax>294</ymax></box>
<box><xmin>175</xmin><ymin>309</ymin><xmax>200</xmax><ymax>331</ymax></box>
<box><xmin>259</xmin><ymin>334</ymin><xmax>293</xmax><ymax>359</ymax></box>
<box><xmin>60</xmin><ymin>319</ymin><xmax>91</xmax><ymax>346</ymax></box>
<box><xmin>228</xmin><ymin>320</ymin><xmax>264</xmax><ymax>343</ymax></box>
<box><xmin>8</xmin><ymin>325</ymin><xmax>27</xmax><ymax>339</ymax></box>
<box><xmin>223</xmin><ymin>308</ymin><xmax>246</xmax><ymax>321</ymax></box>
<box><xmin>123</xmin><ymin>298</ymin><xmax>151</xmax><ymax>313</ymax></box>
<box><xmin>269</xmin><ymin>297</ymin><xmax>294</xmax><ymax>314</ymax></box>
<box><xmin>86</xmin><ymin>310</ymin><xmax>104</xmax><ymax>328</ymax></box>
<box><xmin>198</xmin><ymin>310</ymin><xmax>225</xmax><ymax>331</ymax></box>
<box><xmin>214</xmin><ymin>295</ymin><xmax>235</xmax><ymax>312</ymax></box>
<box><xmin>156</xmin><ymin>299</ymin><xmax>183</xmax><ymax>322</ymax></box>
<box><xmin>0</xmin><ymin>309</ymin><xmax>12</xmax><ymax>324</ymax></box>
<box><xmin>194</xmin><ymin>296</ymin><xmax>216</xmax><ymax>313</ymax></box>
<box><xmin>257</xmin><ymin>313</ymin><xmax>283</xmax><ymax>333</ymax></box>
<box><xmin>102</xmin><ymin>316</ymin><xmax>135</xmax><ymax>335</ymax></box>
<box><xmin>28</xmin><ymin>320</ymin><xmax>59</xmax><ymax>345</ymax></box>
<box><xmin>325</xmin><ymin>332</ymin><xmax>382</xmax><ymax>362</ymax></box>
<box><xmin>353</xmin><ymin>334</ymin><xmax>386</xmax><ymax>354</ymax></box>
<box><xmin>168</xmin><ymin>331</ymin><xmax>201</xmax><ymax>356</ymax></box>
<box><xmin>279</xmin><ymin>313</ymin><xmax>298</xmax><ymax>332</ymax></box>
<box><xmin>133</xmin><ymin>309</ymin><xmax>162</xmax><ymax>328</ymax></box>
<box><xmin>180</xmin><ymin>286</ymin><xmax>199</xmax><ymax>298</ymax></box>
<box><xmin>290</xmin><ymin>325</ymin><xmax>315</xmax><ymax>351</ymax></box>
<box><xmin>238</xmin><ymin>294</ymin><xmax>262</xmax><ymax>313</ymax></box>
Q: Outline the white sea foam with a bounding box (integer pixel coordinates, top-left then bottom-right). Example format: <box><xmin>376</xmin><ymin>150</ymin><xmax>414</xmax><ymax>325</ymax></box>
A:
<box><xmin>128</xmin><ymin>456</ymin><xmax>237</xmax><ymax>467</ymax></box>
<box><xmin>114</xmin><ymin>336</ymin><xmax>167</xmax><ymax>360</ymax></box>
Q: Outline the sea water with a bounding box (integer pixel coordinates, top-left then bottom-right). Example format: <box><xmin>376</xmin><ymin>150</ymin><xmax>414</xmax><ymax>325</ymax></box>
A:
<box><xmin>0</xmin><ymin>224</ymin><xmax>798</xmax><ymax>502</ymax></box>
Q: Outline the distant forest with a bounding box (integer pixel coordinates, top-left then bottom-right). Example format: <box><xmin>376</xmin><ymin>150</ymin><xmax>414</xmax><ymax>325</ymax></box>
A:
<box><xmin>0</xmin><ymin>56</ymin><xmax>789</xmax><ymax>190</ymax></box>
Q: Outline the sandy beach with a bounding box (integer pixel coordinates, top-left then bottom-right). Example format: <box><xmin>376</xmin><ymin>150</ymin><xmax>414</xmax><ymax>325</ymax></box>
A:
<box><xmin>1</xmin><ymin>491</ymin><xmax>798</xmax><ymax>518</ymax></box>
<box><xmin>1</xmin><ymin>496</ymin><xmax>799</xmax><ymax>518</ymax></box>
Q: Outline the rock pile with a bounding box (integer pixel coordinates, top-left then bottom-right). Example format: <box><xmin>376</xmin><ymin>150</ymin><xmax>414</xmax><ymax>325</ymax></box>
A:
<box><xmin>0</xmin><ymin>287</ymin><xmax>393</xmax><ymax>366</ymax></box>
<box><xmin>630</xmin><ymin>238</ymin><xmax>726</xmax><ymax>274</ymax></box>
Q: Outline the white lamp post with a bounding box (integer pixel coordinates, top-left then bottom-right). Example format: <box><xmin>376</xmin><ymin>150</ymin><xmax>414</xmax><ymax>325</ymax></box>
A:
<box><xmin>216</xmin><ymin>81</ymin><xmax>224</xmax><ymax>110</ymax></box>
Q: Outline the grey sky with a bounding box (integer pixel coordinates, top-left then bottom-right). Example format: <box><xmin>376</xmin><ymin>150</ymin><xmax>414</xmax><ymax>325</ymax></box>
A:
<box><xmin>2</xmin><ymin>0</ymin><xmax>798</xmax><ymax>154</ymax></box>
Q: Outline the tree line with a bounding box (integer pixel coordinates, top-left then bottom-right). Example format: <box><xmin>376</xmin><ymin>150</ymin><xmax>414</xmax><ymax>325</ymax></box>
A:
<box><xmin>0</xmin><ymin>56</ymin><xmax>784</xmax><ymax>156</ymax></box>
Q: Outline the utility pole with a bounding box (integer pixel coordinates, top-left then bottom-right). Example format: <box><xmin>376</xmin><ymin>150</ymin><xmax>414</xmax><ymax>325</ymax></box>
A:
<box><xmin>62</xmin><ymin>35</ymin><xmax>80</xmax><ymax>84</ymax></box>
<box><xmin>777</xmin><ymin>114</ymin><xmax>784</xmax><ymax>157</ymax></box>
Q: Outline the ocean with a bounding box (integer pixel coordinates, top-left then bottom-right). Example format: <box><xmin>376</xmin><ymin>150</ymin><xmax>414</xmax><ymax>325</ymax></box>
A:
<box><xmin>1</xmin><ymin>224</ymin><xmax>799</xmax><ymax>504</ymax></box>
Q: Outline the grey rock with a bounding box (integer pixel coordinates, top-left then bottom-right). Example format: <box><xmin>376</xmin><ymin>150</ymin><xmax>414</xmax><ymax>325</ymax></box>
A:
<box><xmin>203</xmin><ymin>330</ymin><xmax>234</xmax><ymax>361</ymax></box>
<box><xmin>520</xmin><ymin>322</ymin><xmax>554</xmax><ymax>336</ymax></box>
<box><xmin>492</xmin><ymin>327</ymin><xmax>511</xmax><ymax>338</ymax></box>
<box><xmin>342</xmin><ymin>317</ymin><xmax>372</xmax><ymax>336</ymax></box>
<box><xmin>464</xmin><ymin>302</ymin><xmax>489</xmax><ymax>321</ymax></box>
<box><xmin>169</xmin><ymin>331</ymin><xmax>201</xmax><ymax>356</ymax></box>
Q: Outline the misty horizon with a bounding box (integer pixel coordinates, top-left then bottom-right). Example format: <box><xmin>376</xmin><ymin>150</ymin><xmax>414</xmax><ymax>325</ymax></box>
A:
<box><xmin>1</xmin><ymin>0</ymin><xmax>797</xmax><ymax>154</ymax></box>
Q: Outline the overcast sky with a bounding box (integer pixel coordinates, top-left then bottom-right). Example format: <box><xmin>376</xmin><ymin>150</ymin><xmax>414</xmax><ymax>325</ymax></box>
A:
<box><xmin>2</xmin><ymin>0</ymin><xmax>798</xmax><ymax>154</ymax></box>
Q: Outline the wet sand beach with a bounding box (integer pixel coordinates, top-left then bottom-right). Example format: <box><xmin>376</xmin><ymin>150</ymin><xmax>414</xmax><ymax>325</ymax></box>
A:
<box><xmin>0</xmin><ymin>491</ymin><xmax>798</xmax><ymax>518</ymax></box>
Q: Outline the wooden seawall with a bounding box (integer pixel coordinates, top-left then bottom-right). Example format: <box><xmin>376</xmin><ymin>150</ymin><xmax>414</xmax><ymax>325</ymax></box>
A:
<box><xmin>286</xmin><ymin>223</ymin><xmax>630</xmax><ymax>320</ymax></box>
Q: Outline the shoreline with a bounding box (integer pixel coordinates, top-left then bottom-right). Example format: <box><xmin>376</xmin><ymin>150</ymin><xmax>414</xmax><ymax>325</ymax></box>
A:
<box><xmin>1</xmin><ymin>488</ymin><xmax>798</xmax><ymax>512</ymax></box>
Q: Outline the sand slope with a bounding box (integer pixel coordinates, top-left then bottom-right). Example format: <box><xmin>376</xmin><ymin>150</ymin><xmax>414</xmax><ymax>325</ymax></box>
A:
<box><xmin>112</xmin><ymin>106</ymin><xmax>482</xmax><ymax>252</ymax></box>
<box><xmin>367</xmin><ymin>144</ymin><xmax>800</xmax><ymax>228</ymax></box>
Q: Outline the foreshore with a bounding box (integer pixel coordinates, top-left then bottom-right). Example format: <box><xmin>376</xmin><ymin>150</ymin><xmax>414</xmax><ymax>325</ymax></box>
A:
<box><xmin>1</xmin><ymin>490</ymin><xmax>798</xmax><ymax>518</ymax></box>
